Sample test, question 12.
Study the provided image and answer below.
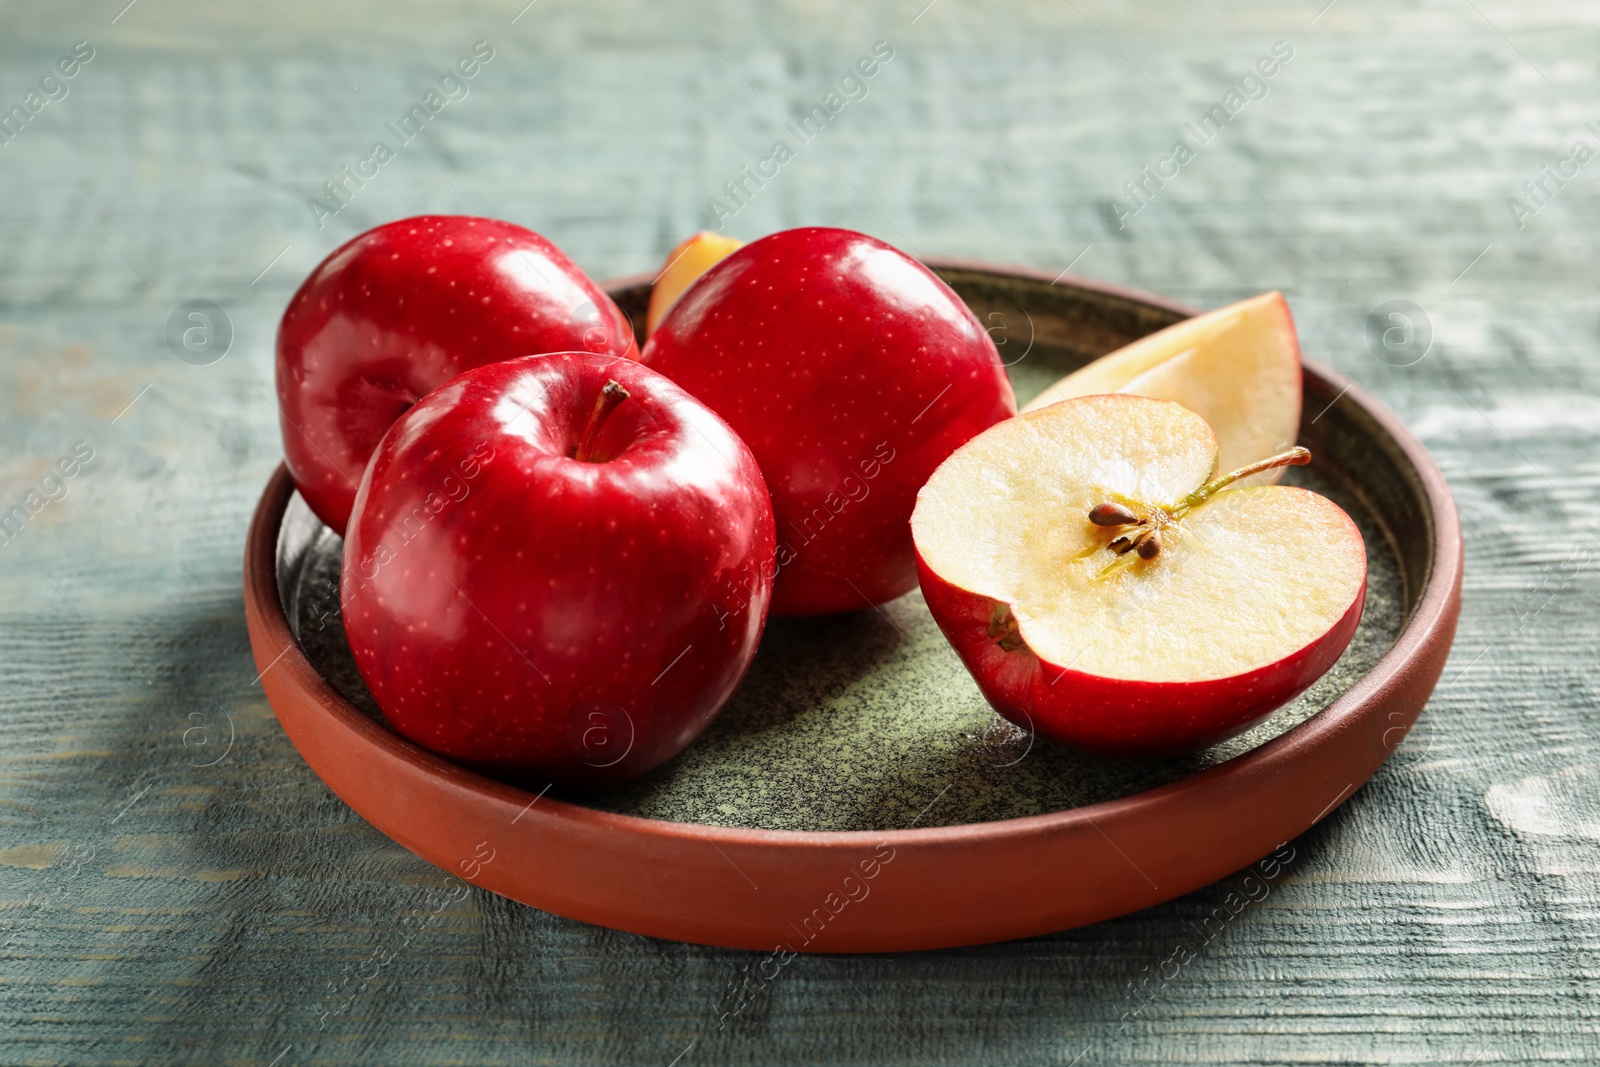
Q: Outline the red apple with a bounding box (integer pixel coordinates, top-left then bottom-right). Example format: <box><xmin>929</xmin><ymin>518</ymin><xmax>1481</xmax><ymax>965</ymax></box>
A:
<box><xmin>276</xmin><ymin>215</ymin><xmax>638</xmax><ymax>535</ymax></box>
<box><xmin>912</xmin><ymin>394</ymin><xmax>1367</xmax><ymax>757</ymax></box>
<box><xmin>641</xmin><ymin>227</ymin><xmax>1016</xmax><ymax>615</ymax></box>
<box><xmin>340</xmin><ymin>351</ymin><xmax>775</xmax><ymax>787</ymax></box>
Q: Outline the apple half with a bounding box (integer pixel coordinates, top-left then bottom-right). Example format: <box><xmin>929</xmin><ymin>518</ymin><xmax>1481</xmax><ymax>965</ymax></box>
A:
<box><xmin>1023</xmin><ymin>292</ymin><xmax>1301</xmax><ymax>488</ymax></box>
<box><xmin>912</xmin><ymin>394</ymin><xmax>1366</xmax><ymax>757</ymax></box>
<box><xmin>646</xmin><ymin>231</ymin><xmax>744</xmax><ymax>335</ymax></box>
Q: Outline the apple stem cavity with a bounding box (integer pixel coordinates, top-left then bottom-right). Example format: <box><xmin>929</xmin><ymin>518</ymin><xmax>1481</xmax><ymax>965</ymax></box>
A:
<box><xmin>987</xmin><ymin>602</ymin><xmax>1026</xmax><ymax>652</ymax></box>
<box><xmin>574</xmin><ymin>379</ymin><xmax>632</xmax><ymax>463</ymax></box>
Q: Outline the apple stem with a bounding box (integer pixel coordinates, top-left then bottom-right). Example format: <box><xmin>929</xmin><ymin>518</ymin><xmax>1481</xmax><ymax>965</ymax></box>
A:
<box><xmin>574</xmin><ymin>379</ymin><xmax>631</xmax><ymax>462</ymax></box>
<box><xmin>1178</xmin><ymin>446</ymin><xmax>1310</xmax><ymax>511</ymax></box>
<box><xmin>1085</xmin><ymin>447</ymin><xmax>1307</xmax><ymax>577</ymax></box>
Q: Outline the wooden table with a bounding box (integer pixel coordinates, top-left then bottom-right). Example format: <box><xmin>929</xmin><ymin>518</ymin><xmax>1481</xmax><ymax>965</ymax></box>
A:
<box><xmin>2</xmin><ymin>1</ymin><xmax>1595</xmax><ymax>1062</ymax></box>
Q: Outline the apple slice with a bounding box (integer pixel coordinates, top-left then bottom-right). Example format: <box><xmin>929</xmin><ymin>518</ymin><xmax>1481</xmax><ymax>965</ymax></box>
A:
<box><xmin>912</xmin><ymin>394</ymin><xmax>1366</xmax><ymax>757</ymax></box>
<box><xmin>1023</xmin><ymin>292</ymin><xmax>1301</xmax><ymax>488</ymax></box>
<box><xmin>646</xmin><ymin>231</ymin><xmax>743</xmax><ymax>335</ymax></box>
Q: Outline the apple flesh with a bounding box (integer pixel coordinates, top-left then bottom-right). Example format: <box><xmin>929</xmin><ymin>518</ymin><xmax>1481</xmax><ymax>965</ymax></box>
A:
<box><xmin>1023</xmin><ymin>292</ymin><xmax>1301</xmax><ymax>487</ymax></box>
<box><xmin>642</xmin><ymin>226</ymin><xmax>1016</xmax><ymax>615</ymax></box>
<box><xmin>912</xmin><ymin>394</ymin><xmax>1366</xmax><ymax>757</ymax></box>
<box><xmin>646</xmin><ymin>231</ymin><xmax>743</xmax><ymax>336</ymax></box>
<box><xmin>340</xmin><ymin>351</ymin><xmax>775</xmax><ymax>788</ymax></box>
<box><xmin>277</xmin><ymin>215</ymin><xmax>638</xmax><ymax>535</ymax></box>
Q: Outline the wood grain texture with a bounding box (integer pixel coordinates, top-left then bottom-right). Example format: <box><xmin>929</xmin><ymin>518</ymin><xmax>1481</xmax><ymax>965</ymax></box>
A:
<box><xmin>0</xmin><ymin>0</ymin><xmax>1596</xmax><ymax>1063</ymax></box>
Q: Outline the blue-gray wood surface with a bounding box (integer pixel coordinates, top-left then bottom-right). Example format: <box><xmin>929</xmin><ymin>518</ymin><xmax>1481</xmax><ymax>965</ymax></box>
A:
<box><xmin>2</xmin><ymin>0</ymin><xmax>1597</xmax><ymax>1063</ymax></box>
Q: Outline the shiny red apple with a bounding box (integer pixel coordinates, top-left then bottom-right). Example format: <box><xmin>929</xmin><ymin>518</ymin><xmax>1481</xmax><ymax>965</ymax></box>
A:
<box><xmin>340</xmin><ymin>351</ymin><xmax>775</xmax><ymax>787</ymax></box>
<box><xmin>641</xmin><ymin>227</ymin><xmax>1015</xmax><ymax>615</ymax></box>
<box><xmin>277</xmin><ymin>215</ymin><xmax>637</xmax><ymax>534</ymax></box>
<box><xmin>912</xmin><ymin>394</ymin><xmax>1367</xmax><ymax>758</ymax></box>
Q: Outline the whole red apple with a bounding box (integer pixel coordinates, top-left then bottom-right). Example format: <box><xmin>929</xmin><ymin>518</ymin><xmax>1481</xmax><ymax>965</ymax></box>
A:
<box><xmin>340</xmin><ymin>351</ymin><xmax>775</xmax><ymax>787</ymax></box>
<box><xmin>641</xmin><ymin>227</ymin><xmax>1015</xmax><ymax>615</ymax></box>
<box><xmin>277</xmin><ymin>215</ymin><xmax>637</xmax><ymax>534</ymax></box>
<box><xmin>913</xmin><ymin>394</ymin><xmax>1367</xmax><ymax>758</ymax></box>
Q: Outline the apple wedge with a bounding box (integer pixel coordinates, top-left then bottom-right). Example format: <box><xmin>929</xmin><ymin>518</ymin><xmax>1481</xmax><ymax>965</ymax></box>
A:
<box><xmin>646</xmin><ymin>231</ymin><xmax>743</xmax><ymax>335</ymax></box>
<box><xmin>912</xmin><ymin>394</ymin><xmax>1366</xmax><ymax>757</ymax></box>
<box><xmin>1023</xmin><ymin>292</ymin><xmax>1301</xmax><ymax>488</ymax></box>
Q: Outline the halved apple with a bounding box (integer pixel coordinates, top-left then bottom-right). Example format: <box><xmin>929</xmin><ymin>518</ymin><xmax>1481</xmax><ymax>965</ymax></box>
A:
<box><xmin>1023</xmin><ymin>292</ymin><xmax>1301</xmax><ymax>488</ymax></box>
<box><xmin>646</xmin><ymin>231</ymin><xmax>744</xmax><ymax>335</ymax></box>
<box><xmin>912</xmin><ymin>394</ymin><xmax>1366</xmax><ymax>757</ymax></box>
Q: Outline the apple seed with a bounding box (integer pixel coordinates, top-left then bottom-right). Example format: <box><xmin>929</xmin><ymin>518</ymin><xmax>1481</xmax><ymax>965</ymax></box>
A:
<box><xmin>1088</xmin><ymin>502</ymin><xmax>1141</xmax><ymax>527</ymax></box>
<box><xmin>1091</xmin><ymin>448</ymin><xmax>1310</xmax><ymax>577</ymax></box>
<box><xmin>1110</xmin><ymin>527</ymin><xmax>1159</xmax><ymax>556</ymax></box>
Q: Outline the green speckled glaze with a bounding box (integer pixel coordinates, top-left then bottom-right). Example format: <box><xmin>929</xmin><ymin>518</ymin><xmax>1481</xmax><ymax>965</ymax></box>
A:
<box><xmin>283</xmin><ymin>271</ymin><xmax>1407</xmax><ymax>833</ymax></box>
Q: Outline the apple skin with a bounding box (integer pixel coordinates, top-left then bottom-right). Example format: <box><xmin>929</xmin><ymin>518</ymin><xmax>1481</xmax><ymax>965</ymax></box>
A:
<box><xmin>915</xmin><ymin>553</ymin><xmax>1367</xmax><ymax>758</ymax></box>
<box><xmin>277</xmin><ymin>215</ymin><xmax>638</xmax><ymax>535</ymax></box>
<box><xmin>340</xmin><ymin>351</ymin><xmax>775</xmax><ymax>788</ymax></box>
<box><xmin>642</xmin><ymin>227</ymin><xmax>1016</xmax><ymax>615</ymax></box>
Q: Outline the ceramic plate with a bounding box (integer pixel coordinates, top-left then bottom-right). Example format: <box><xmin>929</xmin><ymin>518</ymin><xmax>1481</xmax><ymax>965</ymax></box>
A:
<box><xmin>244</xmin><ymin>263</ymin><xmax>1462</xmax><ymax>952</ymax></box>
